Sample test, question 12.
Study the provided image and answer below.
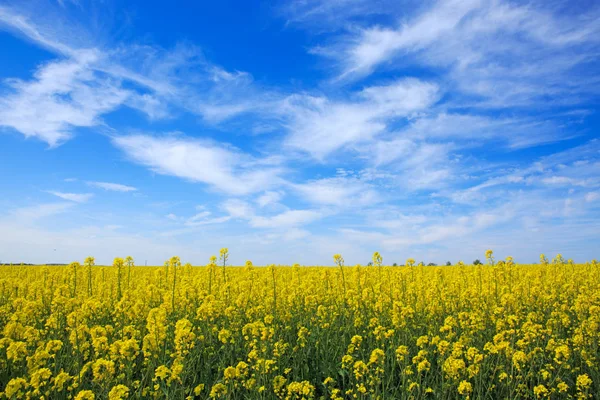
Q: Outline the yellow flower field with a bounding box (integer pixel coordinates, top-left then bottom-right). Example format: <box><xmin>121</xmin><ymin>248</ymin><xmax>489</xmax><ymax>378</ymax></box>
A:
<box><xmin>0</xmin><ymin>251</ymin><xmax>598</xmax><ymax>399</ymax></box>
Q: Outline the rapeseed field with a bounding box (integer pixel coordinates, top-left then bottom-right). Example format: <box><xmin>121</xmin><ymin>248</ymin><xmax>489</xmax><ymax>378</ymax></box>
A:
<box><xmin>0</xmin><ymin>250</ymin><xmax>598</xmax><ymax>399</ymax></box>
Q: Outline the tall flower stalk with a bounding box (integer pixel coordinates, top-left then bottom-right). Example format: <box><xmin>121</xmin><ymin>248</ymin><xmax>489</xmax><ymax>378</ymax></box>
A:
<box><xmin>170</xmin><ymin>256</ymin><xmax>181</xmax><ymax>312</ymax></box>
<box><xmin>84</xmin><ymin>256</ymin><xmax>95</xmax><ymax>297</ymax></box>
<box><xmin>333</xmin><ymin>254</ymin><xmax>346</xmax><ymax>301</ymax></box>
<box><xmin>113</xmin><ymin>257</ymin><xmax>124</xmax><ymax>299</ymax></box>
<box><xmin>125</xmin><ymin>256</ymin><xmax>134</xmax><ymax>289</ymax></box>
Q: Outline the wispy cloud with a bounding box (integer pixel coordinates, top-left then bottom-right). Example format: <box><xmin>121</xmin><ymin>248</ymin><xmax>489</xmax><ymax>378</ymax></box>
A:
<box><xmin>8</xmin><ymin>202</ymin><xmax>75</xmax><ymax>222</ymax></box>
<box><xmin>87</xmin><ymin>181</ymin><xmax>137</xmax><ymax>192</ymax></box>
<box><xmin>280</xmin><ymin>0</ymin><xmax>399</xmax><ymax>32</ymax></box>
<box><xmin>223</xmin><ymin>199</ymin><xmax>323</xmax><ymax>228</ymax></box>
<box><xmin>0</xmin><ymin>4</ymin><xmax>274</xmax><ymax>145</ymax></box>
<box><xmin>112</xmin><ymin>134</ymin><xmax>286</xmax><ymax>196</ymax></box>
<box><xmin>281</xmin><ymin>79</ymin><xmax>440</xmax><ymax>158</ymax></box>
<box><xmin>308</xmin><ymin>0</ymin><xmax>600</xmax><ymax>107</ymax></box>
<box><xmin>256</xmin><ymin>191</ymin><xmax>284</xmax><ymax>208</ymax></box>
<box><xmin>47</xmin><ymin>191</ymin><xmax>93</xmax><ymax>203</ymax></box>
<box><xmin>442</xmin><ymin>139</ymin><xmax>600</xmax><ymax>204</ymax></box>
<box><xmin>291</xmin><ymin>176</ymin><xmax>380</xmax><ymax>207</ymax></box>
<box><xmin>0</xmin><ymin>54</ymin><xmax>129</xmax><ymax>146</ymax></box>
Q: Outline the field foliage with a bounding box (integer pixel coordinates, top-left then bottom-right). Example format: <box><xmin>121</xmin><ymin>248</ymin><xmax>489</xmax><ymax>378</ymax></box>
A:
<box><xmin>0</xmin><ymin>251</ymin><xmax>598</xmax><ymax>399</ymax></box>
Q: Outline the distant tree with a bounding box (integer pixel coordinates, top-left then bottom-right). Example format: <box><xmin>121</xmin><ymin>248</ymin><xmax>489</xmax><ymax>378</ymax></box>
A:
<box><xmin>446</xmin><ymin>261</ymin><xmax>452</xmax><ymax>266</ymax></box>
<box><xmin>367</xmin><ymin>262</ymin><xmax>373</xmax><ymax>266</ymax></box>
<box><xmin>473</xmin><ymin>259</ymin><xmax>482</xmax><ymax>265</ymax></box>
<box><xmin>427</xmin><ymin>262</ymin><xmax>437</xmax><ymax>266</ymax></box>
<box><xmin>392</xmin><ymin>263</ymin><xmax>398</xmax><ymax>266</ymax></box>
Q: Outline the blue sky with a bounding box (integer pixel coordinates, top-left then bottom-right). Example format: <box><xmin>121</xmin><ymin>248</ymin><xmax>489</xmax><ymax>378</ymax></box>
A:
<box><xmin>0</xmin><ymin>0</ymin><xmax>599</xmax><ymax>265</ymax></box>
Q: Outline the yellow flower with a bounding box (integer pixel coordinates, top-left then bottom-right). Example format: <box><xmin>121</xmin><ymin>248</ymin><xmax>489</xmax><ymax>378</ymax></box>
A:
<box><xmin>333</xmin><ymin>254</ymin><xmax>344</xmax><ymax>267</ymax></box>
<box><xmin>108</xmin><ymin>385</ymin><xmax>130</xmax><ymax>400</ymax></box>
<box><xmin>218</xmin><ymin>328</ymin><xmax>232</xmax><ymax>344</ymax></box>
<box><xmin>286</xmin><ymin>380</ymin><xmax>315</xmax><ymax>398</ymax></box>
<box><xmin>209</xmin><ymin>383</ymin><xmax>228</xmax><ymax>398</ymax></box>
<box><xmin>194</xmin><ymin>384</ymin><xmax>205</xmax><ymax>395</ymax></box>
<box><xmin>45</xmin><ymin>339</ymin><xmax>63</xmax><ymax>354</ymax></box>
<box><xmin>353</xmin><ymin>360</ymin><xmax>368</xmax><ymax>380</ymax></box>
<box><xmin>396</xmin><ymin>345</ymin><xmax>409</xmax><ymax>362</ymax></box>
<box><xmin>534</xmin><ymin>384</ymin><xmax>549</xmax><ymax>398</ymax></box>
<box><xmin>273</xmin><ymin>375</ymin><xmax>287</xmax><ymax>397</ymax></box>
<box><xmin>4</xmin><ymin>377</ymin><xmax>28</xmax><ymax>398</ymax></box>
<box><xmin>52</xmin><ymin>371</ymin><xmax>71</xmax><ymax>392</ymax></box>
<box><xmin>458</xmin><ymin>381</ymin><xmax>472</xmax><ymax>396</ymax></box>
<box><xmin>443</xmin><ymin>357</ymin><xmax>466</xmax><ymax>380</ymax></box>
<box><xmin>92</xmin><ymin>358</ymin><xmax>115</xmax><ymax>383</ymax></box>
<box><xmin>554</xmin><ymin>344</ymin><xmax>571</xmax><ymax>364</ymax></box>
<box><xmin>576</xmin><ymin>374</ymin><xmax>592</xmax><ymax>390</ymax></box>
<box><xmin>416</xmin><ymin>335</ymin><xmax>429</xmax><ymax>347</ymax></box>
<box><xmin>154</xmin><ymin>365</ymin><xmax>170</xmax><ymax>381</ymax></box>
<box><xmin>6</xmin><ymin>341</ymin><xmax>28</xmax><ymax>362</ymax></box>
<box><xmin>372</xmin><ymin>252</ymin><xmax>382</xmax><ymax>267</ymax></box>
<box><xmin>512</xmin><ymin>351</ymin><xmax>527</xmax><ymax>371</ymax></box>
<box><xmin>75</xmin><ymin>390</ymin><xmax>96</xmax><ymax>400</ymax></box>
<box><xmin>341</xmin><ymin>354</ymin><xmax>354</xmax><ymax>369</ymax></box>
<box><xmin>30</xmin><ymin>368</ymin><xmax>51</xmax><ymax>390</ymax></box>
<box><xmin>369</xmin><ymin>348</ymin><xmax>385</xmax><ymax>366</ymax></box>
<box><xmin>223</xmin><ymin>366</ymin><xmax>238</xmax><ymax>381</ymax></box>
<box><xmin>236</xmin><ymin>361</ymin><xmax>249</xmax><ymax>377</ymax></box>
<box><xmin>174</xmin><ymin>318</ymin><xmax>196</xmax><ymax>356</ymax></box>
<box><xmin>557</xmin><ymin>382</ymin><xmax>569</xmax><ymax>393</ymax></box>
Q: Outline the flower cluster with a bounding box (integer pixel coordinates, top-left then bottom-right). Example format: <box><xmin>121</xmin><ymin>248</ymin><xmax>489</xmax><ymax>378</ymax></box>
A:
<box><xmin>0</xmin><ymin>251</ymin><xmax>598</xmax><ymax>398</ymax></box>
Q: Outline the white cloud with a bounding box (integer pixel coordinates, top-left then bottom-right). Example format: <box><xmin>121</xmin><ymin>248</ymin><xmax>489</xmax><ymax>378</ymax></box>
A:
<box><xmin>0</xmin><ymin>5</ymin><xmax>76</xmax><ymax>55</ymax></box>
<box><xmin>87</xmin><ymin>181</ymin><xmax>138</xmax><ymax>192</ymax></box>
<box><xmin>436</xmin><ymin>139</ymin><xmax>600</xmax><ymax>208</ymax></box>
<box><xmin>585</xmin><ymin>192</ymin><xmax>599</xmax><ymax>202</ymax></box>
<box><xmin>222</xmin><ymin>199</ymin><xmax>255</xmax><ymax>218</ymax></box>
<box><xmin>250</xmin><ymin>210</ymin><xmax>322</xmax><ymax>228</ymax></box>
<box><xmin>358</xmin><ymin>139</ymin><xmax>454</xmax><ymax>190</ymax></box>
<box><xmin>509</xmin><ymin>142</ymin><xmax>598</xmax><ymax>188</ymax></box>
<box><xmin>541</xmin><ymin>176</ymin><xmax>586</xmax><ymax>187</ymax></box>
<box><xmin>183</xmin><ymin>210</ymin><xmax>231</xmax><ymax>227</ymax></box>
<box><xmin>222</xmin><ymin>199</ymin><xmax>323</xmax><ymax>228</ymax></box>
<box><xmin>281</xmin><ymin>79</ymin><xmax>439</xmax><ymax>158</ymax></box>
<box><xmin>334</xmin><ymin>0</ymin><xmax>480</xmax><ymax>79</ymax></box>
<box><xmin>113</xmin><ymin>134</ymin><xmax>285</xmax><ymax>196</ymax></box>
<box><xmin>47</xmin><ymin>191</ymin><xmax>93</xmax><ymax>203</ymax></box>
<box><xmin>292</xmin><ymin>176</ymin><xmax>380</xmax><ymax>207</ymax></box>
<box><xmin>339</xmin><ymin>191</ymin><xmax>600</xmax><ymax>259</ymax></box>
<box><xmin>398</xmin><ymin>113</ymin><xmax>566</xmax><ymax>149</ymax></box>
<box><xmin>256</xmin><ymin>191</ymin><xmax>284</xmax><ymax>207</ymax></box>
<box><xmin>0</xmin><ymin>55</ymin><xmax>129</xmax><ymax>146</ymax></box>
<box><xmin>313</xmin><ymin>0</ymin><xmax>600</xmax><ymax>107</ymax></box>
<box><xmin>0</xmin><ymin>5</ymin><xmax>274</xmax><ymax>145</ymax></box>
<box><xmin>8</xmin><ymin>202</ymin><xmax>74</xmax><ymax>222</ymax></box>
<box><xmin>281</xmin><ymin>0</ymin><xmax>397</xmax><ymax>31</ymax></box>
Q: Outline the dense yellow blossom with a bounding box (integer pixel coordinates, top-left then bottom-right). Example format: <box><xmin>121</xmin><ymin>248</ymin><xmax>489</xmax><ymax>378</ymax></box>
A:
<box><xmin>0</xmin><ymin>251</ymin><xmax>598</xmax><ymax>398</ymax></box>
<box><xmin>108</xmin><ymin>384</ymin><xmax>129</xmax><ymax>400</ymax></box>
